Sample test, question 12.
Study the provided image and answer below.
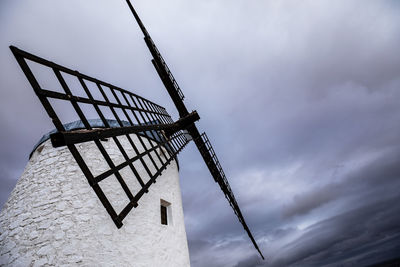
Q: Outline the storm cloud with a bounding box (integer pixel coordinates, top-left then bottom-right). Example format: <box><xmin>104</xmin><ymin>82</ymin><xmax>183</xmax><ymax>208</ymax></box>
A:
<box><xmin>1</xmin><ymin>0</ymin><xmax>400</xmax><ymax>266</ymax></box>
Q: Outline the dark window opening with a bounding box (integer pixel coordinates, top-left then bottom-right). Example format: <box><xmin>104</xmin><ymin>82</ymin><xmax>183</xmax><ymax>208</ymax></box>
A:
<box><xmin>37</xmin><ymin>144</ymin><xmax>45</xmax><ymax>154</ymax></box>
<box><xmin>161</xmin><ymin>205</ymin><xmax>168</xmax><ymax>225</ymax></box>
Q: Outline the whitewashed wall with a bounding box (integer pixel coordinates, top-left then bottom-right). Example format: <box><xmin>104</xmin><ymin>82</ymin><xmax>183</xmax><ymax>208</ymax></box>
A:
<box><xmin>0</xmin><ymin>134</ymin><xmax>190</xmax><ymax>266</ymax></box>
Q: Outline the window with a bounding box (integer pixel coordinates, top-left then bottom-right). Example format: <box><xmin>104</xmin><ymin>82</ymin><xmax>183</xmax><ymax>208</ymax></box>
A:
<box><xmin>161</xmin><ymin>205</ymin><xmax>168</xmax><ymax>225</ymax></box>
<box><xmin>37</xmin><ymin>144</ymin><xmax>45</xmax><ymax>154</ymax></box>
<box><xmin>160</xmin><ymin>199</ymin><xmax>171</xmax><ymax>225</ymax></box>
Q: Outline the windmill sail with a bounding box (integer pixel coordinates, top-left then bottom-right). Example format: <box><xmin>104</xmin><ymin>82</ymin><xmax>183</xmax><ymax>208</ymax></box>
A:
<box><xmin>10</xmin><ymin>45</ymin><xmax>195</xmax><ymax>228</ymax></box>
<box><xmin>126</xmin><ymin>0</ymin><xmax>264</xmax><ymax>259</ymax></box>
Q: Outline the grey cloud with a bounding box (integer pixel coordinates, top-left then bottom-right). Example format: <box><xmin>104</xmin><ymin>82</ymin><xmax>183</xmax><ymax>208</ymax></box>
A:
<box><xmin>1</xmin><ymin>0</ymin><xmax>400</xmax><ymax>266</ymax></box>
<box><xmin>236</xmin><ymin>195</ymin><xmax>400</xmax><ymax>267</ymax></box>
<box><xmin>233</xmin><ymin>254</ymin><xmax>264</xmax><ymax>267</ymax></box>
<box><xmin>282</xmin><ymin>185</ymin><xmax>339</xmax><ymax>219</ymax></box>
<box><xmin>283</xmin><ymin>147</ymin><xmax>400</xmax><ymax>218</ymax></box>
<box><xmin>188</xmin><ymin>238</ymin><xmax>258</xmax><ymax>267</ymax></box>
<box><xmin>271</xmin><ymin>196</ymin><xmax>400</xmax><ymax>267</ymax></box>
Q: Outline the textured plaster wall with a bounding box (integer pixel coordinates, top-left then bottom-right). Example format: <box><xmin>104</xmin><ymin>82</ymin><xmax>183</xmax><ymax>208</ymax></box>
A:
<box><xmin>0</xmin><ymin>135</ymin><xmax>190</xmax><ymax>266</ymax></box>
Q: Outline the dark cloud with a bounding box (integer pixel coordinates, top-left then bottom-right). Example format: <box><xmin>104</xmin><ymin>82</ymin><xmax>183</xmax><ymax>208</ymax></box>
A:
<box><xmin>270</xmin><ymin>195</ymin><xmax>400</xmax><ymax>267</ymax></box>
<box><xmin>283</xmin><ymin>147</ymin><xmax>400</xmax><ymax>218</ymax></box>
<box><xmin>185</xmin><ymin>148</ymin><xmax>400</xmax><ymax>266</ymax></box>
<box><xmin>233</xmin><ymin>254</ymin><xmax>264</xmax><ymax>267</ymax></box>
<box><xmin>1</xmin><ymin>0</ymin><xmax>400</xmax><ymax>266</ymax></box>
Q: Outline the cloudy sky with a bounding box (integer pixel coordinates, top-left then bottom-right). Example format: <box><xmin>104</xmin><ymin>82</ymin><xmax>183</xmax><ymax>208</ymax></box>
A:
<box><xmin>1</xmin><ymin>0</ymin><xmax>400</xmax><ymax>266</ymax></box>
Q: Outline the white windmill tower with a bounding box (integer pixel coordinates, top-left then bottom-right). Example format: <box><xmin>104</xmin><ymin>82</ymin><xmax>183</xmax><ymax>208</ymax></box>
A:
<box><xmin>0</xmin><ymin>1</ymin><xmax>264</xmax><ymax>266</ymax></box>
<box><xmin>0</xmin><ymin>118</ymin><xmax>190</xmax><ymax>266</ymax></box>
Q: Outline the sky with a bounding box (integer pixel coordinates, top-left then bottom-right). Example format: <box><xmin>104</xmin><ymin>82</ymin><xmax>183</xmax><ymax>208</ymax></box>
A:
<box><xmin>1</xmin><ymin>0</ymin><xmax>400</xmax><ymax>266</ymax></box>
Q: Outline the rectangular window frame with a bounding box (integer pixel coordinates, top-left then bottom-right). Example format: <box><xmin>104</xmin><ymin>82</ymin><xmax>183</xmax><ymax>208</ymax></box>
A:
<box><xmin>160</xmin><ymin>199</ymin><xmax>171</xmax><ymax>226</ymax></box>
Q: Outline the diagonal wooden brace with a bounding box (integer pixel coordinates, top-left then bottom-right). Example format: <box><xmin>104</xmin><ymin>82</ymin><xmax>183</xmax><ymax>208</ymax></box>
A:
<box><xmin>163</xmin><ymin>110</ymin><xmax>200</xmax><ymax>138</ymax></box>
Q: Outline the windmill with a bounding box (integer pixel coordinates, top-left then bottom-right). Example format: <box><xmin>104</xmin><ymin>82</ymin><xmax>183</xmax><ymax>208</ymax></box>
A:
<box><xmin>4</xmin><ymin>0</ymin><xmax>264</xmax><ymax>263</ymax></box>
<box><xmin>124</xmin><ymin>1</ymin><xmax>264</xmax><ymax>260</ymax></box>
